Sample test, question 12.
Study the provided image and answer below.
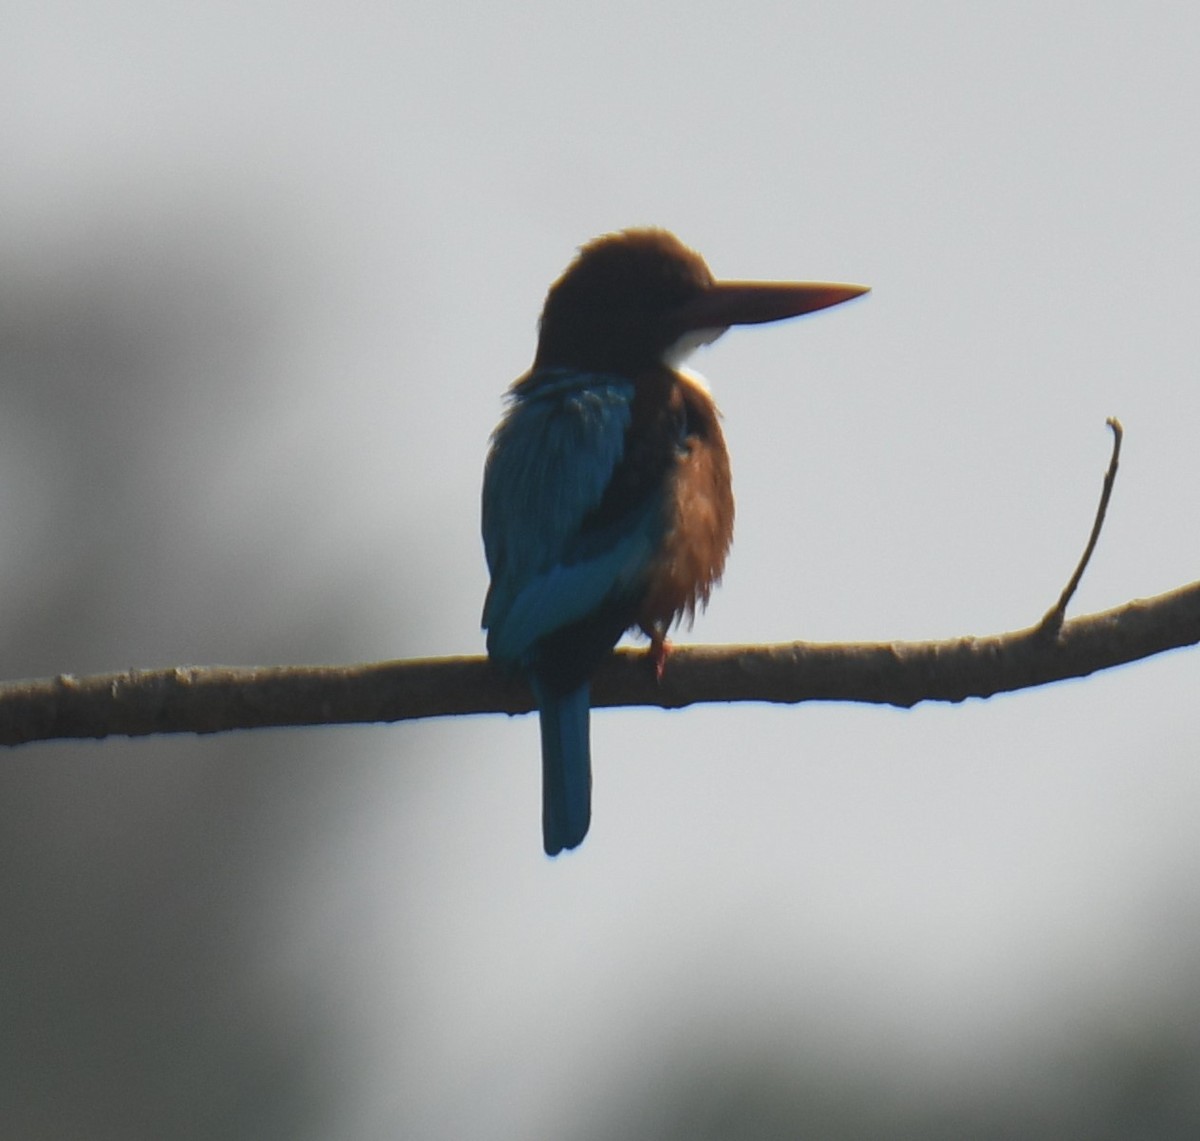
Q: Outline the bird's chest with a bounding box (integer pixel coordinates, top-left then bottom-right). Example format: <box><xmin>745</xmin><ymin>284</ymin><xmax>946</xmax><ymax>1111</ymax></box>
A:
<box><xmin>632</xmin><ymin>377</ymin><xmax>735</xmax><ymax>633</ymax></box>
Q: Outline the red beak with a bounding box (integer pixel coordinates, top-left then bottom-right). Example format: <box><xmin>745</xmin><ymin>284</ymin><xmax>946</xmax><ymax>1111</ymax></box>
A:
<box><xmin>670</xmin><ymin>279</ymin><xmax>869</xmax><ymax>336</ymax></box>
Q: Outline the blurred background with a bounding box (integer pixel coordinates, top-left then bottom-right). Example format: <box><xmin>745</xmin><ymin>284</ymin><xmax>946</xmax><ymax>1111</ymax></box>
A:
<box><xmin>3</xmin><ymin>2</ymin><xmax>1200</xmax><ymax>1137</ymax></box>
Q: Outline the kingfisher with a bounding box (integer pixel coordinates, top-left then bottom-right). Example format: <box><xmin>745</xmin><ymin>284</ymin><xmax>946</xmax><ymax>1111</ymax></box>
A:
<box><xmin>482</xmin><ymin>228</ymin><xmax>867</xmax><ymax>855</ymax></box>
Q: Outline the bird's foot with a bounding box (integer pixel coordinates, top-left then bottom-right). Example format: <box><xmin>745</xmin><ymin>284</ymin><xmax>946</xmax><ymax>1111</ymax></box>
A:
<box><xmin>649</xmin><ymin>635</ymin><xmax>673</xmax><ymax>683</ymax></box>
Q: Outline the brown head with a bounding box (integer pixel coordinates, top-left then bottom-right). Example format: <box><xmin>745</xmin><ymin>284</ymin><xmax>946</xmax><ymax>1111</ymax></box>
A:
<box><xmin>533</xmin><ymin>228</ymin><xmax>868</xmax><ymax>374</ymax></box>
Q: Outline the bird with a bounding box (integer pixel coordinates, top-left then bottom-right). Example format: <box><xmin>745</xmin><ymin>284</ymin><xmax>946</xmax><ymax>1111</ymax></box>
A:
<box><xmin>481</xmin><ymin>228</ymin><xmax>867</xmax><ymax>856</ymax></box>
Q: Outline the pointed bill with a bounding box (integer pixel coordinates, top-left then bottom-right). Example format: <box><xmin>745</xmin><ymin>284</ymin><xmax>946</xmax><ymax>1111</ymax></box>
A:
<box><xmin>669</xmin><ymin>279</ymin><xmax>869</xmax><ymax>336</ymax></box>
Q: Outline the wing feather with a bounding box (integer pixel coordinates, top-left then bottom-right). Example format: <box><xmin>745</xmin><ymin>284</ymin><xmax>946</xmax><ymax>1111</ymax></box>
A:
<box><xmin>482</xmin><ymin>370</ymin><xmax>658</xmax><ymax>663</ymax></box>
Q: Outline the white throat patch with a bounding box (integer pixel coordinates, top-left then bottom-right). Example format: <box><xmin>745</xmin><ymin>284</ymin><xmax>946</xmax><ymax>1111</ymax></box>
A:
<box><xmin>662</xmin><ymin>325</ymin><xmax>727</xmax><ymax>368</ymax></box>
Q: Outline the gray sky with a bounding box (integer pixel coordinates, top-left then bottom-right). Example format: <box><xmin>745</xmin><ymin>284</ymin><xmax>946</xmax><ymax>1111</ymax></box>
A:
<box><xmin>3</xmin><ymin>3</ymin><xmax>1200</xmax><ymax>1137</ymax></box>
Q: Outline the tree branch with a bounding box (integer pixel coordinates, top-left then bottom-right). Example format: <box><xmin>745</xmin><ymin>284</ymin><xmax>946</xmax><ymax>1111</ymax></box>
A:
<box><xmin>1</xmin><ymin>418</ymin><xmax>1193</xmax><ymax>749</ymax></box>
<box><xmin>0</xmin><ymin>581</ymin><xmax>1198</xmax><ymax>747</ymax></box>
<box><xmin>1039</xmin><ymin>417</ymin><xmax>1123</xmax><ymax>636</ymax></box>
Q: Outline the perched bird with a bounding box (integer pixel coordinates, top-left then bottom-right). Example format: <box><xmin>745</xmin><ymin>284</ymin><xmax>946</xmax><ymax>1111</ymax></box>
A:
<box><xmin>482</xmin><ymin>228</ymin><xmax>867</xmax><ymax>855</ymax></box>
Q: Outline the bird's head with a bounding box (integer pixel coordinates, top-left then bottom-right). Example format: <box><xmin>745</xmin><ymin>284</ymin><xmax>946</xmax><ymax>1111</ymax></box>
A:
<box><xmin>533</xmin><ymin>228</ymin><xmax>867</xmax><ymax>373</ymax></box>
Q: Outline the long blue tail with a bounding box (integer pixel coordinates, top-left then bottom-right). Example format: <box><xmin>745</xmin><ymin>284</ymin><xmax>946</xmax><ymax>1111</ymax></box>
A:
<box><xmin>531</xmin><ymin>677</ymin><xmax>591</xmax><ymax>856</ymax></box>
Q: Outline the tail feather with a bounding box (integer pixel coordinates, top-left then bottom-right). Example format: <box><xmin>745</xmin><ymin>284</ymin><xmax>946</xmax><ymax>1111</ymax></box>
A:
<box><xmin>532</xmin><ymin>678</ymin><xmax>591</xmax><ymax>856</ymax></box>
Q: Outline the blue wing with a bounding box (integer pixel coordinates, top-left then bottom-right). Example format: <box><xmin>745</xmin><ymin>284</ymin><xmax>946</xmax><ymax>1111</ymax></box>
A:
<box><xmin>482</xmin><ymin>369</ymin><xmax>661</xmax><ymax>666</ymax></box>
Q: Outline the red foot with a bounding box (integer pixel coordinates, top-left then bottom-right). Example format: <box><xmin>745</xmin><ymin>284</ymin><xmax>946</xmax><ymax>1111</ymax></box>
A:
<box><xmin>650</xmin><ymin>636</ymin><xmax>673</xmax><ymax>683</ymax></box>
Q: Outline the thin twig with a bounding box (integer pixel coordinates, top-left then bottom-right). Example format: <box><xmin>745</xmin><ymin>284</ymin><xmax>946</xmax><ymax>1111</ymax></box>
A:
<box><xmin>1039</xmin><ymin>417</ymin><xmax>1124</xmax><ymax>636</ymax></box>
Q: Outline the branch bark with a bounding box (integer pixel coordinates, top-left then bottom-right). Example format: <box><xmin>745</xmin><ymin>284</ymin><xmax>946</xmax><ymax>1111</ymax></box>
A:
<box><xmin>0</xmin><ymin>419</ymin><xmax>1189</xmax><ymax>749</ymax></box>
<box><xmin>0</xmin><ymin>580</ymin><xmax>1197</xmax><ymax>747</ymax></box>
